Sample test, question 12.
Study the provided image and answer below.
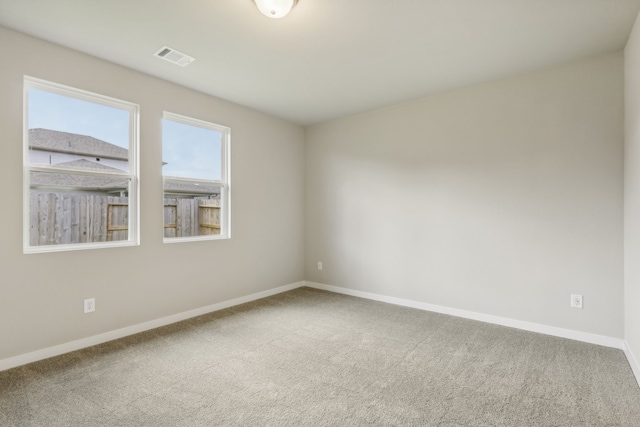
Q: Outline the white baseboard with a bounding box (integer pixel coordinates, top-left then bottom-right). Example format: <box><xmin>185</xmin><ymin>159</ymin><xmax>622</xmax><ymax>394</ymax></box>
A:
<box><xmin>304</xmin><ymin>281</ymin><xmax>624</xmax><ymax>350</ymax></box>
<box><xmin>0</xmin><ymin>281</ymin><xmax>305</xmax><ymax>372</ymax></box>
<box><xmin>3</xmin><ymin>280</ymin><xmax>632</xmax><ymax>376</ymax></box>
<box><xmin>623</xmin><ymin>341</ymin><xmax>640</xmax><ymax>388</ymax></box>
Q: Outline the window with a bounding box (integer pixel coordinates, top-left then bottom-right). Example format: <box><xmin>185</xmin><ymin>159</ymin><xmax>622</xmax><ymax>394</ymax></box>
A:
<box><xmin>24</xmin><ymin>77</ymin><xmax>139</xmax><ymax>253</ymax></box>
<box><xmin>162</xmin><ymin>112</ymin><xmax>230</xmax><ymax>242</ymax></box>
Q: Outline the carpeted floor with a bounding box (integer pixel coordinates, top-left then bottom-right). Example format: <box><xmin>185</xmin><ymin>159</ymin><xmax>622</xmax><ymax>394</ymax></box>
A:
<box><xmin>1</xmin><ymin>287</ymin><xmax>639</xmax><ymax>426</ymax></box>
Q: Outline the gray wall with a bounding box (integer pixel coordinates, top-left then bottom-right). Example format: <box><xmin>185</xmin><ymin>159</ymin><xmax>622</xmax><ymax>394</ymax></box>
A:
<box><xmin>625</xmin><ymin>11</ymin><xmax>640</xmax><ymax>375</ymax></box>
<box><xmin>306</xmin><ymin>53</ymin><xmax>624</xmax><ymax>338</ymax></box>
<box><xmin>0</xmin><ymin>26</ymin><xmax>306</xmax><ymax>361</ymax></box>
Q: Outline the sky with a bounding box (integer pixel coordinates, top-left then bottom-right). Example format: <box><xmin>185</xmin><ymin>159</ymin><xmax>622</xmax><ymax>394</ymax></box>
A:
<box><xmin>162</xmin><ymin>119</ymin><xmax>221</xmax><ymax>181</ymax></box>
<box><xmin>28</xmin><ymin>88</ymin><xmax>222</xmax><ymax>180</ymax></box>
<box><xmin>28</xmin><ymin>88</ymin><xmax>130</xmax><ymax>148</ymax></box>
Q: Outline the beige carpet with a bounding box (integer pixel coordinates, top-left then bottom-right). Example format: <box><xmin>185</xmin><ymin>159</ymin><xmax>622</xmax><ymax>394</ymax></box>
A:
<box><xmin>1</xmin><ymin>287</ymin><xmax>639</xmax><ymax>426</ymax></box>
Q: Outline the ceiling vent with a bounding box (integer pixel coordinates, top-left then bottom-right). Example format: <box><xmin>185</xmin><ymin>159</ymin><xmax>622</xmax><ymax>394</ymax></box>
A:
<box><xmin>153</xmin><ymin>46</ymin><xmax>195</xmax><ymax>67</ymax></box>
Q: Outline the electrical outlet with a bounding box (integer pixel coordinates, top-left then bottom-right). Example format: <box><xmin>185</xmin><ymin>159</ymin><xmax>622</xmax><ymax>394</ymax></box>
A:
<box><xmin>317</xmin><ymin>261</ymin><xmax>323</xmax><ymax>270</ymax></box>
<box><xmin>84</xmin><ymin>298</ymin><xmax>96</xmax><ymax>314</ymax></box>
<box><xmin>570</xmin><ymin>294</ymin><xmax>583</xmax><ymax>309</ymax></box>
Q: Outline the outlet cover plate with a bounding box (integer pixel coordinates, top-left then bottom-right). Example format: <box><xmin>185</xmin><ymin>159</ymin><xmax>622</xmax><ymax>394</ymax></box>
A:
<box><xmin>84</xmin><ymin>298</ymin><xmax>95</xmax><ymax>313</ymax></box>
<box><xmin>570</xmin><ymin>294</ymin><xmax>583</xmax><ymax>309</ymax></box>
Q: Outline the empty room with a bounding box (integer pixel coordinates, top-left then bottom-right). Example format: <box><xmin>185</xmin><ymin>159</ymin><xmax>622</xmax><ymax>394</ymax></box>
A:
<box><xmin>1</xmin><ymin>0</ymin><xmax>640</xmax><ymax>425</ymax></box>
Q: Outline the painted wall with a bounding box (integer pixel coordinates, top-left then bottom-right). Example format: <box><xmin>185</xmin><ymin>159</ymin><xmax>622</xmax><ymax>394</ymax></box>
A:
<box><xmin>0</xmin><ymin>26</ymin><xmax>305</xmax><ymax>361</ymax></box>
<box><xmin>624</xmin><ymin>11</ymin><xmax>640</xmax><ymax>381</ymax></box>
<box><xmin>306</xmin><ymin>53</ymin><xmax>624</xmax><ymax>338</ymax></box>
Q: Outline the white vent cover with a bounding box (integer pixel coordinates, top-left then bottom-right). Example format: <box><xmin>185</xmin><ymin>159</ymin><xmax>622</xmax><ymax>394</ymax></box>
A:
<box><xmin>153</xmin><ymin>46</ymin><xmax>195</xmax><ymax>67</ymax></box>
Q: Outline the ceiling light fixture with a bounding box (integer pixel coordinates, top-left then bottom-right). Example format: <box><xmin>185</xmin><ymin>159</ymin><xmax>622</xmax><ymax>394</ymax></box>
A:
<box><xmin>252</xmin><ymin>0</ymin><xmax>298</xmax><ymax>19</ymax></box>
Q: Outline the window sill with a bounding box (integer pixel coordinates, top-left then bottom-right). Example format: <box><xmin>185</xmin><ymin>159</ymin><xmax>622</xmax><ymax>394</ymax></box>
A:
<box><xmin>24</xmin><ymin>240</ymin><xmax>140</xmax><ymax>254</ymax></box>
<box><xmin>163</xmin><ymin>234</ymin><xmax>229</xmax><ymax>244</ymax></box>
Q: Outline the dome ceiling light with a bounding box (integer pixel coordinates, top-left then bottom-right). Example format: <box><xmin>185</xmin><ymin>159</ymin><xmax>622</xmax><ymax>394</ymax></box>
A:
<box><xmin>252</xmin><ymin>0</ymin><xmax>298</xmax><ymax>19</ymax></box>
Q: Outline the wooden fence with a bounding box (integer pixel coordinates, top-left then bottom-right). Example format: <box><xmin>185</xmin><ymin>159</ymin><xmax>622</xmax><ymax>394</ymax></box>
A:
<box><xmin>30</xmin><ymin>192</ymin><xmax>128</xmax><ymax>246</ymax></box>
<box><xmin>163</xmin><ymin>198</ymin><xmax>221</xmax><ymax>239</ymax></box>
<box><xmin>29</xmin><ymin>191</ymin><xmax>221</xmax><ymax>246</ymax></box>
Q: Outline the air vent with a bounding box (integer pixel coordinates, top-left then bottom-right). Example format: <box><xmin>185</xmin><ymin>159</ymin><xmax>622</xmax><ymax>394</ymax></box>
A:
<box><xmin>153</xmin><ymin>46</ymin><xmax>195</xmax><ymax>67</ymax></box>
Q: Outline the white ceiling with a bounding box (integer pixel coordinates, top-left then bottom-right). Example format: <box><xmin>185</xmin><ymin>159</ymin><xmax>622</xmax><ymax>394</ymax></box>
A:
<box><xmin>0</xmin><ymin>0</ymin><xmax>639</xmax><ymax>125</ymax></box>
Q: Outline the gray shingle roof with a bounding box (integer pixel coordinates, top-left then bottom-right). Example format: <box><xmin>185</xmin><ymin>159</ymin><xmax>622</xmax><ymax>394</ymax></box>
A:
<box><xmin>29</xmin><ymin>128</ymin><xmax>128</xmax><ymax>160</ymax></box>
<box><xmin>29</xmin><ymin>174</ymin><xmax>220</xmax><ymax>196</ymax></box>
<box><xmin>30</xmin><ymin>171</ymin><xmax>129</xmax><ymax>191</ymax></box>
<box><xmin>163</xmin><ymin>181</ymin><xmax>220</xmax><ymax>196</ymax></box>
<box><xmin>53</xmin><ymin>159</ymin><xmax>124</xmax><ymax>171</ymax></box>
<box><xmin>30</xmin><ymin>170</ymin><xmax>219</xmax><ymax>196</ymax></box>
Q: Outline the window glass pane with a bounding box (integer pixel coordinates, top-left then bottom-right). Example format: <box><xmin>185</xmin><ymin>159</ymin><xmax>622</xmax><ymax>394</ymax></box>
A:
<box><xmin>162</xmin><ymin>114</ymin><xmax>228</xmax><ymax>242</ymax></box>
<box><xmin>25</xmin><ymin>79</ymin><xmax>137</xmax><ymax>253</ymax></box>
<box><xmin>28</xmin><ymin>88</ymin><xmax>130</xmax><ymax>172</ymax></box>
<box><xmin>162</xmin><ymin>119</ymin><xmax>221</xmax><ymax>180</ymax></box>
<box><xmin>29</xmin><ymin>172</ymin><xmax>131</xmax><ymax>246</ymax></box>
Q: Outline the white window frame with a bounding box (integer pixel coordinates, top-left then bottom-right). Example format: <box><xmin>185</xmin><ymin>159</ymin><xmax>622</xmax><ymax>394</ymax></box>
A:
<box><xmin>162</xmin><ymin>112</ymin><xmax>231</xmax><ymax>243</ymax></box>
<box><xmin>23</xmin><ymin>76</ymin><xmax>140</xmax><ymax>253</ymax></box>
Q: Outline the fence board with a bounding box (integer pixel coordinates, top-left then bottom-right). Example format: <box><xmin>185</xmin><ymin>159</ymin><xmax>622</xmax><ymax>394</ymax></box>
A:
<box><xmin>164</xmin><ymin>200</ymin><xmax>177</xmax><ymax>238</ymax></box>
<box><xmin>44</xmin><ymin>193</ymin><xmax>55</xmax><ymax>245</ymax></box>
<box><xmin>29</xmin><ymin>195</ymin><xmax>38</xmax><ymax>247</ymax></box>
<box><xmin>71</xmin><ymin>195</ymin><xmax>80</xmax><ymax>244</ymax></box>
<box><xmin>199</xmin><ymin>199</ymin><xmax>221</xmax><ymax>236</ymax></box>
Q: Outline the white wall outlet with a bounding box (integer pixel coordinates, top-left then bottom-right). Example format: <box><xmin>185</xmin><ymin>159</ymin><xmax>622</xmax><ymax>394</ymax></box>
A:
<box><xmin>570</xmin><ymin>294</ymin><xmax>583</xmax><ymax>309</ymax></box>
<box><xmin>317</xmin><ymin>261</ymin><xmax>323</xmax><ymax>270</ymax></box>
<box><xmin>84</xmin><ymin>298</ymin><xmax>96</xmax><ymax>314</ymax></box>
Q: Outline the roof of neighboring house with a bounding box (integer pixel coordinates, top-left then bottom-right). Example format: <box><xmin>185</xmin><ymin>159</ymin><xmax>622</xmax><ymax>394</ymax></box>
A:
<box><xmin>30</xmin><ymin>171</ymin><xmax>129</xmax><ymax>192</ymax></box>
<box><xmin>163</xmin><ymin>181</ymin><xmax>220</xmax><ymax>196</ymax></box>
<box><xmin>29</xmin><ymin>128</ymin><xmax>128</xmax><ymax>160</ymax></box>
<box><xmin>30</xmin><ymin>168</ymin><xmax>219</xmax><ymax>196</ymax></box>
<box><xmin>53</xmin><ymin>159</ymin><xmax>126</xmax><ymax>171</ymax></box>
<box><xmin>29</xmin><ymin>174</ymin><xmax>220</xmax><ymax>195</ymax></box>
